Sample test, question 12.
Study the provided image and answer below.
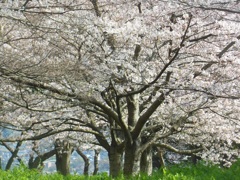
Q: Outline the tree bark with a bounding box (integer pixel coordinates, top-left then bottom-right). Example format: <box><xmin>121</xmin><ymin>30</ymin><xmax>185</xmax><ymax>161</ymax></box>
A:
<box><xmin>123</xmin><ymin>140</ymin><xmax>142</xmax><ymax>176</ymax></box>
<box><xmin>90</xmin><ymin>0</ymin><xmax>101</xmax><ymax>17</ymax></box>
<box><xmin>4</xmin><ymin>141</ymin><xmax>22</xmax><ymax>170</ymax></box>
<box><xmin>93</xmin><ymin>149</ymin><xmax>100</xmax><ymax>175</ymax></box>
<box><xmin>108</xmin><ymin>146</ymin><xmax>123</xmax><ymax>177</ymax></box>
<box><xmin>140</xmin><ymin>146</ymin><xmax>153</xmax><ymax>175</ymax></box>
<box><xmin>191</xmin><ymin>154</ymin><xmax>201</xmax><ymax>165</ymax></box>
<box><xmin>55</xmin><ymin>139</ymin><xmax>73</xmax><ymax>176</ymax></box>
<box><xmin>28</xmin><ymin>149</ymin><xmax>55</xmax><ymax>171</ymax></box>
<box><xmin>76</xmin><ymin>148</ymin><xmax>90</xmax><ymax>175</ymax></box>
<box><xmin>29</xmin><ymin>154</ymin><xmax>40</xmax><ymax>170</ymax></box>
<box><xmin>123</xmin><ymin>94</ymin><xmax>142</xmax><ymax>176</ymax></box>
<box><xmin>157</xmin><ymin>148</ymin><xmax>165</xmax><ymax>167</ymax></box>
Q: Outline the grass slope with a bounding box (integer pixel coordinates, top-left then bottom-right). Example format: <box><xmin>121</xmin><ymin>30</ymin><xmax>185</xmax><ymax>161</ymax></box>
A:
<box><xmin>0</xmin><ymin>160</ymin><xmax>239</xmax><ymax>180</ymax></box>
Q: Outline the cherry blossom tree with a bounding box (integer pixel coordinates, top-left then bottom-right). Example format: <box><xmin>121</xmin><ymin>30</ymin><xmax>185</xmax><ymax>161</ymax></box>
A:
<box><xmin>0</xmin><ymin>0</ymin><xmax>239</xmax><ymax>177</ymax></box>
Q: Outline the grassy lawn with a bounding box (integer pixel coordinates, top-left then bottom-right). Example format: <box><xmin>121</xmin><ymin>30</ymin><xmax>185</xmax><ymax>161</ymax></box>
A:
<box><xmin>0</xmin><ymin>160</ymin><xmax>239</xmax><ymax>180</ymax></box>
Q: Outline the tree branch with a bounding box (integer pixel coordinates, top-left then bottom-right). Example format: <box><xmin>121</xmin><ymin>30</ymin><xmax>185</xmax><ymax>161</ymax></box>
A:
<box><xmin>217</xmin><ymin>35</ymin><xmax>240</xmax><ymax>58</ymax></box>
<box><xmin>132</xmin><ymin>91</ymin><xmax>172</xmax><ymax>139</ymax></box>
<box><xmin>118</xmin><ymin>14</ymin><xmax>192</xmax><ymax>98</ymax></box>
<box><xmin>155</xmin><ymin>143</ymin><xmax>203</xmax><ymax>155</ymax></box>
<box><xmin>90</xmin><ymin>0</ymin><xmax>101</xmax><ymax>17</ymax></box>
<box><xmin>189</xmin><ymin>34</ymin><xmax>215</xmax><ymax>42</ymax></box>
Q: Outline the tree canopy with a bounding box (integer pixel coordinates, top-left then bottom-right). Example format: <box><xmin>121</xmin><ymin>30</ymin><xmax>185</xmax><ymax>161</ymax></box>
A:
<box><xmin>0</xmin><ymin>0</ymin><xmax>239</xmax><ymax>177</ymax></box>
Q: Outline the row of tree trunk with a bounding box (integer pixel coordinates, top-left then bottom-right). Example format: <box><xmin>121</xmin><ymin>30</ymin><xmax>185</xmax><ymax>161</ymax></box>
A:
<box><xmin>1</xmin><ymin>137</ymin><xmax>200</xmax><ymax>177</ymax></box>
<box><xmin>0</xmin><ymin>139</ymin><xmax>100</xmax><ymax>176</ymax></box>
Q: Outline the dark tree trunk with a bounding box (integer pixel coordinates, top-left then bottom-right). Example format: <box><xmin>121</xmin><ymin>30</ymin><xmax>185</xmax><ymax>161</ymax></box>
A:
<box><xmin>90</xmin><ymin>0</ymin><xmax>101</xmax><ymax>17</ymax></box>
<box><xmin>140</xmin><ymin>146</ymin><xmax>152</xmax><ymax>175</ymax></box>
<box><xmin>4</xmin><ymin>141</ymin><xmax>22</xmax><ymax>170</ymax></box>
<box><xmin>108</xmin><ymin>146</ymin><xmax>124</xmax><ymax>177</ymax></box>
<box><xmin>28</xmin><ymin>149</ymin><xmax>55</xmax><ymax>171</ymax></box>
<box><xmin>157</xmin><ymin>147</ymin><xmax>165</xmax><ymax>167</ymax></box>
<box><xmin>93</xmin><ymin>120</ymin><xmax>124</xmax><ymax>177</ymax></box>
<box><xmin>76</xmin><ymin>148</ymin><xmax>90</xmax><ymax>175</ymax></box>
<box><xmin>28</xmin><ymin>154</ymin><xmax>39</xmax><ymax>169</ymax></box>
<box><xmin>55</xmin><ymin>139</ymin><xmax>73</xmax><ymax>176</ymax></box>
<box><xmin>191</xmin><ymin>154</ymin><xmax>201</xmax><ymax>165</ymax></box>
<box><xmin>123</xmin><ymin>94</ymin><xmax>142</xmax><ymax>176</ymax></box>
<box><xmin>123</xmin><ymin>140</ymin><xmax>141</xmax><ymax>176</ymax></box>
<box><xmin>93</xmin><ymin>149</ymin><xmax>100</xmax><ymax>175</ymax></box>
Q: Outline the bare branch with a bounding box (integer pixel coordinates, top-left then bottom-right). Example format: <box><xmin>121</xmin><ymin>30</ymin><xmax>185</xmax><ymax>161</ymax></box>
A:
<box><xmin>90</xmin><ymin>0</ymin><xmax>101</xmax><ymax>17</ymax></box>
<box><xmin>217</xmin><ymin>35</ymin><xmax>240</xmax><ymax>58</ymax></box>
<box><xmin>155</xmin><ymin>143</ymin><xmax>203</xmax><ymax>155</ymax></box>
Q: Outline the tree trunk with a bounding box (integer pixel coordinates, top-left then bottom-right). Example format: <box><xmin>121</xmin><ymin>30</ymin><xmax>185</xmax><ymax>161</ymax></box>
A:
<box><xmin>123</xmin><ymin>140</ymin><xmax>141</xmax><ymax>176</ymax></box>
<box><xmin>28</xmin><ymin>154</ymin><xmax>40</xmax><ymax>169</ymax></box>
<box><xmin>93</xmin><ymin>149</ymin><xmax>100</xmax><ymax>175</ymax></box>
<box><xmin>157</xmin><ymin>147</ymin><xmax>165</xmax><ymax>167</ymax></box>
<box><xmin>123</xmin><ymin>94</ymin><xmax>142</xmax><ymax>176</ymax></box>
<box><xmin>76</xmin><ymin>148</ymin><xmax>90</xmax><ymax>175</ymax></box>
<box><xmin>28</xmin><ymin>149</ymin><xmax>55</xmax><ymax>171</ymax></box>
<box><xmin>191</xmin><ymin>154</ymin><xmax>201</xmax><ymax>165</ymax></box>
<box><xmin>55</xmin><ymin>139</ymin><xmax>73</xmax><ymax>176</ymax></box>
<box><xmin>140</xmin><ymin>146</ymin><xmax>152</xmax><ymax>175</ymax></box>
<box><xmin>5</xmin><ymin>141</ymin><xmax>22</xmax><ymax>170</ymax></box>
<box><xmin>108</xmin><ymin>146</ymin><xmax>123</xmax><ymax>178</ymax></box>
